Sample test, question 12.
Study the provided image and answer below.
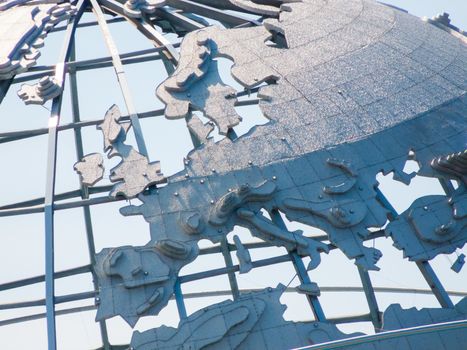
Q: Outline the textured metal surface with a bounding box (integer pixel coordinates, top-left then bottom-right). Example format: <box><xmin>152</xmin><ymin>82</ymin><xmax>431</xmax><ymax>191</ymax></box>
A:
<box><xmin>78</xmin><ymin>9</ymin><xmax>465</xmax><ymax>340</ymax></box>
<box><xmin>17</xmin><ymin>75</ymin><xmax>62</xmax><ymax>104</ymax></box>
<box><xmin>378</xmin><ymin>298</ymin><xmax>467</xmax><ymax>349</ymax></box>
<box><xmin>0</xmin><ymin>0</ymin><xmax>466</xmax><ymax>349</ymax></box>
<box><xmin>163</xmin><ymin>1</ymin><xmax>466</xmax><ymax>177</ymax></box>
<box><xmin>0</xmin><ymin>2</ymin><xmax>77</xmax><ymax>80</ymax></box>
<box><xmin>298</xmin><ymin>320</ymin><xmax>467</xmax><ymax>350</ymax></box>
<box><xmin>73</xmin><ymin>153</ymin><xmax>105</xmax><ymax>187</ymax></box>
<box><xmin>94</xmin><ymin>240</ymin><xmax>198</xmax><ymax>326</ymax></box>
<box><xmin>77</xmin><ymin>0</ymin><xmax>467</xmax><ymax>342</ymax></box>
<box><xmin>130</xmin><ymin>285</ymin><xmax>357</xmax><ymax>350</ymax></box>
<box><xmin>97</xmin><ymin>105</ymin><xmax>166</xmax><ymax>198</ymax></box>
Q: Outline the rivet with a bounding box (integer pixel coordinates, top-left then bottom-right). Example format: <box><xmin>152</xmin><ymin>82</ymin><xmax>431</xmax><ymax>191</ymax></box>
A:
<box><xmin>187</xmin><ymin>93</ymin><xmax>191</xmax><ymax>97</ymax></box>
<box><xmin>218</xmin><ymin>229</ymin><xmax>223</xmax><ymax>233</ymax></box>
<box><xmin>211</xmin><ymin>169</ymin><xmax>216</xmax><ymax>173</ymax></box>
<box><xmin>174</xmin><ymin>192</ymin><xmax>179</xmax><ymax>196</ymax></box>
<box><xmin>272</xmin><ymin>176</ymin><xmax>277</xmax><ymax>180</ymax></box>
<box><xmin>349</xmin><ymin>209</ymin><xmax>354</xmax><ymax>214</ymax></box>
<box><xmin>184</xmin><ymin>160</ymin><xmax>189</xmax><ymax>165</ymax></box>
<box><xmin>144</xmin><ymin>271</ymin><xmax>149</xmax><ymax>276</ymax></box>
<box><xmin>423</xmin><ymin>206</ymin><xmax>428</xmax><ymax>211</ymax></box>
<box><xmin>228</xmin><ymin>188</ymin><xmax>232</xmax><ymax>192</ymax></box>
<box><xmin>210</xmin><ymin>200</ymin><xmax>214</xmax><ymax>204</ymax></box>
<box><xmin>281</xmin><ymin>137</ymin><xmax>286</xmax><ymax>141</ymax></box>
<box><xmin>248</xmin><ymin>160</ymin><xmax>253</xmax><ymax>165</ymax></box>
<box><xmin>318</xmin><ymin>194</ymin><xmax>323</xmax><ymax>199</ymax></box>
<box><xmin>184</xmin><ymin>173</ymin><xmax>189</xmax><ymax>178</ymax></box>
<box><xmin>200</xmin><ymin>179</ymin><xmax>205</xmax><ymax>184</ymax></box>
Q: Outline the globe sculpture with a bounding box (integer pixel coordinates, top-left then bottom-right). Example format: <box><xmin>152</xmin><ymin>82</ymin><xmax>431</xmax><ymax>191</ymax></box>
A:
<box><xmin>0</xmin><ymin>0</ymin><xmax>466</xmax><ymax>349</ymax></box>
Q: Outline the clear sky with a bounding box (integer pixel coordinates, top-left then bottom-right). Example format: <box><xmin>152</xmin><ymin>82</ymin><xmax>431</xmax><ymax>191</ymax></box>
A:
<box><xmin>384</xmin><ymin>0</ymin><xmax>467</xmax><ymax>29</ymax></box>
<box><xmin>0</xmin><ymin>1</ymin><xmax>466</xmax><ymax>349</ymax></box>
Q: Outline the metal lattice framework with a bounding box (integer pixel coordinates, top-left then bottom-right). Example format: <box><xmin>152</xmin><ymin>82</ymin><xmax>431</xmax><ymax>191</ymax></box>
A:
<box><xmin>0</xmin><ymin>0</ymin><xmax>466</xmax><ymax>349</ymax></box>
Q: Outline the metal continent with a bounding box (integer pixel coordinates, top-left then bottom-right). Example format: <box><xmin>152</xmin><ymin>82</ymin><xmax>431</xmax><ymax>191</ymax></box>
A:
<box><xmin>89</xmin><ymin>0</ymin><xmax>467</xmax><ymax>330</ymax></box>
<box><xmin>94</xmin><ymin>241</ymin><xmax>198</xmax><ymax>326</ymax></box>
<box><xmin>380</xmin><ymin>298</ymin><xmax>467</xmax><ymax>349</ymax></box>
<box><xmin>1</xmin><ymin>0</ymin><xmax>465</xmax><ymax>348</ymax></box>
<box><xmin>130</xmin><ymin>286</ymin><xmax>467</xmax><ymax>350</ymax></box>
<box><xmin>130</xmin><ymin>285</ymin><xmax>362</xmax><ymax>350</ymax></box>
<box><xmin>17</xmin><ymin>75</ymin><xmax>62</xmax><ymax>105</ymax></box>
<box><xmin>0</xmin><ymin>1</ymin><xmax>77</xmax><ymax>80</ymax></box>
<box><xmin>97</xmin><ymin>105</ymin><xmax>167</xmax><ymax>198</ymax></box>
<box><xmin>73</xmin><ymin>153</ymin><xmax>105</xmax><ymax>187</ymax></box>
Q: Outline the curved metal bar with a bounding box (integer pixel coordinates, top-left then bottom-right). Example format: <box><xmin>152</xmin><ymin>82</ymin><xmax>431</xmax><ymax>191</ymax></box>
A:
<box><xmin>0</xmin><ymin>265</ymin><xmax>91</xmax><ymax>292</ymax></box>
<box><xmin>166</xmin><ymin>0</ymin><xmax>261</xmax><ymax>27</ymax></box>
<box><xmin>0</xmin><ymin>79</ymin><xmax>12</xmax><ymax>104</ymax></box>
<box><xmin>98</xmin><ymin>0</ymin><xmax>180</xmax><ymax>64</ymax></box>
<box><xmin>42</xmin><ymin>1</ymin><xmax>87</xmax><ymax>348</ymax></box>
<box><xmin>0</xmin><ymin>96</ymin><xmax>258</xmax><ymax>144</ymax></box>
<box><xmin>2</xmin><ymin>286</ymin><xmax>466</xmax><ymax>327</ymax></box>
<box><xmin>294</xmin><ymin>320</ymin><xmax>467</xmax><ymax>350</ymax></box>
<box><xmin>0</xmin><ymin>304</ymin><xmax>369</xmax><ymax>328</ymax></box>
<box><xmin>68</xmin><ymin>42</ymin><xmax>111</xmax><ymax>349</ymax></box>
<box><xmin>12</xmin><ymin>47</ymin><xmax>168</xmax><ymax>83</ymax></box>
<box><xmin>0</xmin><ymin>194</ymin><xmax>120</xmax><ymax>217</ymax></box>
<box><xmin>90</xmin><ymin>0</ymin><xmax>149</xmax><ymax>156</ymax></box>
<box><xmin>0</xmin><ymin>305</ymin><xmax>97</xmax><ymax>327</ymax></box>
<box><xmin>0</xmin><ymin>107</ymin><xmax>166</xmax><ymax>144</ymax></box>
<box><xmin>0</xmin><ymin>291</ymin><xmax>96</xmax><ymax>310</ymax></box>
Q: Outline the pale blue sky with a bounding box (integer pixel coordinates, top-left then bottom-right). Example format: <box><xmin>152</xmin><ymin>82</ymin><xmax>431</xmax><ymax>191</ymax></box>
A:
<box><xmin>383</xmin><ymin>0</ymin><xmax>467</xmax><ymax>29</ymax></box>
